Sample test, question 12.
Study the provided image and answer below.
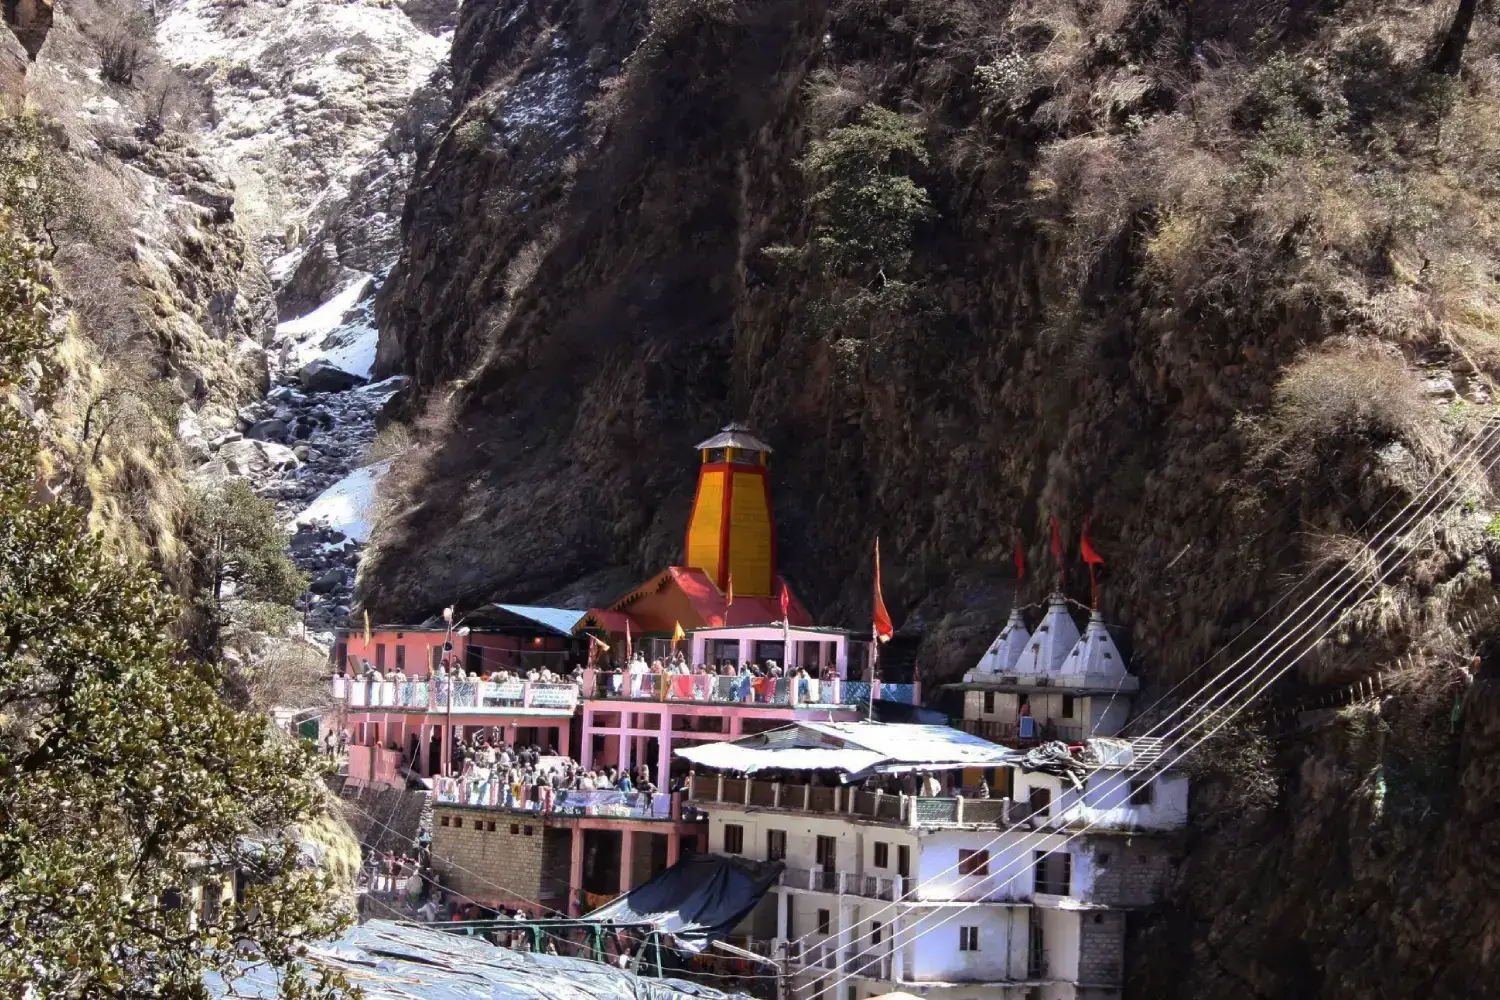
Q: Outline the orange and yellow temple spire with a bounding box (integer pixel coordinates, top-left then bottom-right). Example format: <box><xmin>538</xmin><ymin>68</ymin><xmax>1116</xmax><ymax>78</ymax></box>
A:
<box><xmin>684</xmin><ymin>423</ymin><xmax>777</xmax><ymax>597</ymax></box>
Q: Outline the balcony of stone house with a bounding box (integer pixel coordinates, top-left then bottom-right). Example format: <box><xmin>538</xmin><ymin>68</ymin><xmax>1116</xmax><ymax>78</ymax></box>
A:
<box><xmin>580</xmin><ymin>669</ymin><xmax>920</xmax><ymax>708</ymax></box>
<box><xmin>687</xmin><ymin>770</ymin><xmax>1162</xmax><ymax>837</ymax></box>
<box><xmin>331</xmin><ymin>675</ymin><xmax>582</xmax><ymax>713</ymax></box>
<box><xmin>957</xmin><ymin>717</ymin><xmax>1086</xmax><ymax>745</ymax></box>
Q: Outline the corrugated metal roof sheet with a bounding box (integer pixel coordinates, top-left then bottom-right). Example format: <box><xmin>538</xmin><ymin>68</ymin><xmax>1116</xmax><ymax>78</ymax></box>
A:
<box><xmin>490</xmin><ymin>604</ymin><xmax>587</xmax><ymax>635</ymax></box>
<box><xmin>676</xmin><ymin>721</ymin><xmax>1017</xmax><ymax>776</ymax></box>
<box><xmin>676</xmin><ymin>743</ymin><xmax>888</xmax><ymax>775</ymax></box>
<box><xmin>209</xmin><ymin>920</ymin><xmax>746</xmax><ymax>1000</ymax></box>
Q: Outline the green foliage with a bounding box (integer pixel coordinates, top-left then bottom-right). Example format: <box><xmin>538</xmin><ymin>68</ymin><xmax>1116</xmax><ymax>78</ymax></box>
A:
<box><xmin>0</xmin><ymin>410</ymin><xmax>350</xmax><ymax>993</ymax></box>
<box><xmin>1484</xmin><ymin>514</ymin><xmax>1500</xmax><ymax>541</ymax></box>
<box><xmin>800</xmin><ymin>105</ymin><xmax>932</xmax><ymax>280</ymax></box>
<box><xmin>975</xmin><ymin>52</ymin><xmax>1038</xmax><ymax>114</ymax></box>
<box><xmin>0</xmin><ymin>114</ymin><xmax>58</xmax><ymax>376</ymax></box>
<box><xmin>764</xmin><ymin>105</ymin><xmax>933</xmax><ymax>365</ymax></box>
<box><xmin>183</xmin><ymin>479</ymin><xmax>307</xmax><ymax>664</ymax></box>
<box><xmin>454</xmin><ymin>117</ymin><xmax>493</xmax><ymax>152</ymax></box>
<box><xmin>188</xmin><ymin>478</ymin><xmax>306</xmax><ymax>606</ymax></box>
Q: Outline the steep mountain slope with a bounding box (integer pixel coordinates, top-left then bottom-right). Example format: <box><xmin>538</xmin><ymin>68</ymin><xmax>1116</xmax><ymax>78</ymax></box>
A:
<box><xmin>362</xmin><ymin>1</ymin><xmax>1500</xmax><ymax>994</ymax></box>
<box><xmin>367</xmin><ymin>0</ymin><xmax>1500</xmax><ymax>681</ymax></box>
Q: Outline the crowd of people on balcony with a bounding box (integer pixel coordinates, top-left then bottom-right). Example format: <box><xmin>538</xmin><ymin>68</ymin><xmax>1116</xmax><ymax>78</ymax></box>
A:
<box><xmin>346</xmin><ymin>657</ymin><xmax>585</xmax><ymax>688</ymax></box>
<box><xmin>597</xmin><ymin>651</ymin><xmax>838</xmax><ymax>681</ymax></box>
<box><xmin>443</xmin><ymin>729</ymin><xmax>667</xmax><ymax>813</ymax></box>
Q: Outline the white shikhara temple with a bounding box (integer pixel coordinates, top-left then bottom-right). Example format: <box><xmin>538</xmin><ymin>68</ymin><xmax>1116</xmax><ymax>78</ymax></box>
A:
<box><xmin>959</xmin><ymin>596</ymin><xmax>1142</xmax><ymax>746</ymax></box>
<box><xmin>682</xmin><ymin>596</ymin><xmax>1187</xmax><ymax>1000</ymax></box>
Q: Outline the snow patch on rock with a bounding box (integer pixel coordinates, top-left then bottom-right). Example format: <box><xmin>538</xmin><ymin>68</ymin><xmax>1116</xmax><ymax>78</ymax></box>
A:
<box><xmin>275</xmin><ymin>276</ymin><xmax>378</xmax><ymax>379</ymax></box>
<box><xmin>291</xmin><ymin>460</ymin><xmax>390</xmax><ymax>544</ymax></box>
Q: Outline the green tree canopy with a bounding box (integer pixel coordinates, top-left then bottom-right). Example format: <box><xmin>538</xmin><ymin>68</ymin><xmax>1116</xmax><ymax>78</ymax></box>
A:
<box><xmin>0</xmin><ymin>113</ymin><xmax>348</xmax><ymax>1000</ymax></box>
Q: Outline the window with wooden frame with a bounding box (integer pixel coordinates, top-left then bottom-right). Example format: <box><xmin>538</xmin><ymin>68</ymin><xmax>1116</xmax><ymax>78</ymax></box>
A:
<box><xmin>958</xmin><ymin>848</ymin><xmax>990</xmax><ymax>876</ymax></box>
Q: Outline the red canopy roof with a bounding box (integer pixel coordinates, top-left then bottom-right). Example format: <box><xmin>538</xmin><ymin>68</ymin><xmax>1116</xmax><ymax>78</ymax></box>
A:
<box><xmin>574</xmin><ymin>567</ymin><xmax>814</xmax><ymax>635</ymax></box>
<box><xmin>572</xmin><ymin>609</ymin><xmax>641</xmax><ymax>634</ymax></box>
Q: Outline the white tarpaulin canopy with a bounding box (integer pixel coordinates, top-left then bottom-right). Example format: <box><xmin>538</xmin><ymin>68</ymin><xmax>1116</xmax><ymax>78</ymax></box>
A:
<box><xmin>676</xmin><ymin>721</ymin><xmax>1018</xmax><ymax>778</ymax></box>
<box><xmin>675</xmin><ymin>743</ymin><xmax>887</xmax><ymax>775</ymax></box>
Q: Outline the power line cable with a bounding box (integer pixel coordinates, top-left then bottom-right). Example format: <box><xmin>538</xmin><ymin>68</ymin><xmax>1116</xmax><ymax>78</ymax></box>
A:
<box><xmin>794</xmin><ymin>424</ymin><xmax>1500</xmax><ymax>995</ymax></box>
<box><xmin>783</xmin><ymin>417</ymin><xmax>1500</xmax><ymax>975</ymax></box>
<box><xmin>787</xmin><ymin>414</ymin><xmax>1500</xmax><ymax>958</ymax></box>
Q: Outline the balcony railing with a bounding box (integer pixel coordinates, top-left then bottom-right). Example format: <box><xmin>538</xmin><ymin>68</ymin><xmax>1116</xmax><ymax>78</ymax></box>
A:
<box><xmin>434</xmin><ymin>781</ymin><xmax>681</xmax><ymax>820</ymax></box>
<box><xmin>332</xmin><ymin>677</ymin><xmax>580</xmax><ymax>713</ymax></box>
<box><xmin>581</xmin><ymin>670</ymin><xmax>920</xmax><ymax>707</ymax></box>
<box><xmin>780</xmin><ymin>867</ymin><xmax>902</xmax><ymax>900</ymax></box>
<box><xmin>688</xmin><ymin>774</ymin><xmax>914</xmax><ymax>825</ymax></box>
<box><xmin>843</xmin><ymin>947</ymin><xmax>893</xmax><ymax>981</ymax></box>
<box><xmin>958</xmin><ymin>718</ymin><xmax>1084</xmax><ymax>743</ymax></box>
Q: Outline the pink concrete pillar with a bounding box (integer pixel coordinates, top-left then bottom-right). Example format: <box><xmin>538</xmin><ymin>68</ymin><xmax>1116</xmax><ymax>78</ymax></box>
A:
<box><xmin>620</xmin><ymin>722</ymin><xmax>634</xmax><ymax>771</ymax></box>
<box><xmin>555</xmin><ymin>722</ymin><xmax>570</xmax><ymax>759</ymax></box>
<box><xmin>619</xmin><ymin>829</ymin><xmax>635</xmax><ymax>894</ymax></box>
<box><xmin>504</xmin><ymin>722</ymin><xmax>518</xmax><ymax>747</ymax></box>
<box><xmin>657</xmin><ymin>711</ymin><xmax>672</xmax><ymax>791</ymax></box>
<box><xmin>569</xmin><ymin>830</ymin><xmax>586</xmax><ymax>917</ymax></box>
<box><xmin>603</xmin><ymin>733</ymin><xmax>621</xmax><ymax>769</ymax></box>
<box><xmin>581</xmin><ymin>710</ymin><xmax>595</xmax><ymax>769</ymax></box>
<box><xmin>666</xmin><ymin>831</ymin><xmax>681</xmax><ymax>868</ymax></box>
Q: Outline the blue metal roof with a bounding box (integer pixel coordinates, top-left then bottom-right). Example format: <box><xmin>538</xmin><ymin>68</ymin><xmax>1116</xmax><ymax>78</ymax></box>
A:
<box><xmin>493</xmin><ymin>604</ymin><xmax>588</xmax><ymax>636</ymax></box>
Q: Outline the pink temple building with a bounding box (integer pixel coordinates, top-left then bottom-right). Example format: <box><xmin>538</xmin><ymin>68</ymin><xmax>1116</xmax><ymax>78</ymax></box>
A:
<box><xmin>330</xmin><ymin>426</ymin><xmax>921</xmax><ymax>918</ymax></box>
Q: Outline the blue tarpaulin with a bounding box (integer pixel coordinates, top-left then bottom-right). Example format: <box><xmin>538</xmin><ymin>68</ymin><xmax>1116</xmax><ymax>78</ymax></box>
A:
<box><xmin>585</xmin><ymin>855</ymin><xmax>783</xmax><ymax>954</ymax></box>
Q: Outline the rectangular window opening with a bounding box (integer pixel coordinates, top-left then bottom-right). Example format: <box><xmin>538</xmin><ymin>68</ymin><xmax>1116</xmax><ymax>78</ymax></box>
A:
<box><xmin>767</xmin><ymin>829</ymin><xmax>787</xmax><ymax>861</ymax></box>
<box><xmin>958</xmin><ymin>848</ymin><xmax>990</xmax><ymax>877</ymax></box>
<box><xmin>873</xmin><ymin>842</ymin><xmax>889</xmax><ymax>869</ymax></box>
<box><xmin>724</xmin><ymin>824</ymin><xmax>744</xmax><ymax>855</ymax></box>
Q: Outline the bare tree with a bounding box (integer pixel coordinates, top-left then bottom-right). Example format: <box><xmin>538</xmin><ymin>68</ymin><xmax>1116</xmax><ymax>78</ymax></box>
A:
<box><xmin>1432</xmin><ymin>0</ymin><xmax>1480</xmax><ymax>76</ymax></box>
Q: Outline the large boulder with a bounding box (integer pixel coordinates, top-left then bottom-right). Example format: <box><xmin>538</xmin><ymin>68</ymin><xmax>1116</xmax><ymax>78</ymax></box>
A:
<box><xmin>215</xmin><ymin>437</ymin><xmax>301</xmax><ymax>477</ymax></box>
<box><xmin>246</xmin><ymin>418</ymin><xmax>290</xmax><ymax>441</ymax></box>
<box><xmin>298</xmin><ymin>357</ymin><xmax>366</xmax><ymax>393</ymax></box>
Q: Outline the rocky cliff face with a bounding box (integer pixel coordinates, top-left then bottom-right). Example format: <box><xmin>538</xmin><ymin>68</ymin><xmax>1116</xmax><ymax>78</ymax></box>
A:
<box><xmin>364</xmin><ymin>0</ymin><xmax>1500</xmax><ymax>993</ymax></box>
<box><xmin>366</xmin><ymin>0</ymin><xmax>1498</xmax><ymax>678</ymax></box>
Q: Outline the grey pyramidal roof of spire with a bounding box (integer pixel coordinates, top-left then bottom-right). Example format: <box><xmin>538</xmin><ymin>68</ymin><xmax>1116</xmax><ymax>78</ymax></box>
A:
<box><xmin>695</xmin><ymin>423</ymin><xmax>773</xmax><ymax>453</ymax></box>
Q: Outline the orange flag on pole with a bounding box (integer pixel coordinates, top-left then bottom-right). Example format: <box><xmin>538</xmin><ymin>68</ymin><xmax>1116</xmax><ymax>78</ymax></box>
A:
<box><xmin>1014</xmin><ymin>536</ymin><xmax>1026</xmax><ymax>581</ymax></box>
<box><xmin>873</xmin><ymin>538</ymin><xmax>894</xmax><ymax>642</ymax></box>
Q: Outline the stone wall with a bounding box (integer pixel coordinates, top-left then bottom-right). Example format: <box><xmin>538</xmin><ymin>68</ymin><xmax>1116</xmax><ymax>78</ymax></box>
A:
<box><xmin>431</xmin><ymin>806</ymin><xmax>572</xmax><ymax>910</ymax></box>
<box><xmin>342</xmin><ymin>784</ymin><xmax>429</xmax><ymax>857</ymax></box>
<box><xmin>1078</xmin><ymin>910</ymin><xmax>1127</xmax><ymax>987</ymax></box>
<box><xmin>1087</xmin><ymin>839</ymin><xmax>1173</xmax><ymax>909</ymax></box>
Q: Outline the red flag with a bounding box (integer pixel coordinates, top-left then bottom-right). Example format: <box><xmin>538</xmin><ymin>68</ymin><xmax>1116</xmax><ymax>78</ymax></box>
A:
<box><xmin>1049</xmin><ymin>514</ymin><xmax>1063</xmax><ymax>565</ymax></box>
<box><xmin>725</xmin><ymin>573</ymin><xmax>733</xmax><ymax>607</ymax></box>
<box><xmin>873</xmin><ymin>538</ymin><xmax>894</xmax><ymax>642</ymax></box>
<box><xmin>1080</xmin><ymin>517</ymin><xmax>1104</xmax><ymax>609</ymax></box>
<box><xmin>625</xmin><ymin>618</ymin><xmax>633</xmax><ymax>663</ymax></box>
<box><xmin>779</xmin><ymin>580</ymin><xmax>791</xmax><ymax>622</ymax></box>
<box><xmin>1080</xmin><ymin>518</ymin><xmax>1105</xmax><ymax>566</ymax></box>
<box><xmin>1014</xmin><ymin>537</ymin><xmax>1025</xmax><ymax>580</ymax></box>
